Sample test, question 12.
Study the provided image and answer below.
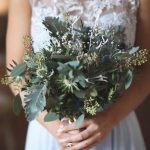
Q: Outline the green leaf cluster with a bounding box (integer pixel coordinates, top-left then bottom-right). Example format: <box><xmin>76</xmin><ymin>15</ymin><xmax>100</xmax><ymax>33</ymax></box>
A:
<box><xmin>1</xmin><ymin>16</ymin><xmax>148</xmax><ymax>126</ymax></box>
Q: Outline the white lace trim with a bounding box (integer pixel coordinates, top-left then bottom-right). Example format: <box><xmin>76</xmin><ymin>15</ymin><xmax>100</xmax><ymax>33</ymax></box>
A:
<box><xmin>30</xmin><ymin>0</ymin><xmax>139</xmax><ymax>11</ymax></box>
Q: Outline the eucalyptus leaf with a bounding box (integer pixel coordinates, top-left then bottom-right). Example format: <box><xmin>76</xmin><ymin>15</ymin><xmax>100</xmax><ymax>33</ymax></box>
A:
<box><xmin>76</xmin><ymin>75</ymin><xmax>87</xmax><ymax>88</ymax></box>
<box><xmin>112</xmin><ymin>73</ymin><xmax>115</xmax><ymax>81</ymax></box>
<box><xmin>75</xmin><ymin>18</ymin><xmax>83</xmax><ymax>30</ymax></box>
<box><xmin>125</xmin><ymin>70</ymin><xmax>133</xmax><ymax>90</ymax></box>
<box><xmin>75</xmin><ymin>114</ymin><xmax>85</xmax><ymax>128</ymax></box>
<box><xmin>44</xmin><ymin>111</ymin><xmax>59</xmax><ymax>122</ymax></box>
<box><xmin>13</xmin><ymin>94</ymin><xmax>22</xmax><ymax>115</ymax></box>
<box><xmin>129</xmin><ymin>47</ymin><xmax>139</xmax><ymax>55</ymax></box>
<box><xmin>90</xmin><ymin>88</ymin><xmax>98</xmax><ymax>97</ymax></box>
<box><xmin>74</xmin><ymin>90</ymin><xmax>86</xmax><ymax>99</ymax></box>
<box><xmin>57</xmin><ymin>62</ymin><xmax>70</xmax><ymax>75</ymax></box>
<box><xmin>29</xmin><ymin>77</ymin><xmax>41</xmax><ymax>84</ymax></box>
<box><xmin>11</xmin><ymin>63</ymin><xmax>27</xmax><ymax>77</ymax></box>
<box><xmin>69</xmin><ymin>70</ymin><xmax>74</xmax><ymax>79</ymax></box>
<box><xmin>113</xmin><ymin>52</ymin><xmax>129</xmax><ymax>60</ymax></box>
<box><xmin>65</xmin><ymin>61</ymin><xmax>80</xmax><ymax>69</ymax></box>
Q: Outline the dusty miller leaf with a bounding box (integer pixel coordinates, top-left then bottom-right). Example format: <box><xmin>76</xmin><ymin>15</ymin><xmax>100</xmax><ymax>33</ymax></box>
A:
<box><xmin>24</xmin><ymin>84</ymin><xmax>47</xmax><ymax>121</ymax></box>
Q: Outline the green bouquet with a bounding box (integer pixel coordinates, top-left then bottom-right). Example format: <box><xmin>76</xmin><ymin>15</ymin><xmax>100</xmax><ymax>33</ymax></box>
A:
<box><xmin>1</xmin><ymin>17</ymin><xmax>148</xmax><ymax>127</ymax></box>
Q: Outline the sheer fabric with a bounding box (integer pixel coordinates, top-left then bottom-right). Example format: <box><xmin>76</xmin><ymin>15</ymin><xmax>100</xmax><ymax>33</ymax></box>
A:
<box><xmin>25</xmin><ymin>0</ymin><xmax>146</xmax><ymax>150</ymax></box>
<box><xmin>29</xmin><ymin>0</ymin><xmax>139</xmax><ymax>51</ymax></box>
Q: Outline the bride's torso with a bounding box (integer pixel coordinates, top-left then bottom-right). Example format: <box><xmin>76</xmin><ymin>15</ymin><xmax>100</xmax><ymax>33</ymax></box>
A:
<box><xmin>26</xmin><ymin>2</ymin><xmax>147</xmax><ymax>150</ymax></box>
<box><xmin>29</xmin><ymin>0</ymin><xmax>139</xmax><ymax>52</ymax></box>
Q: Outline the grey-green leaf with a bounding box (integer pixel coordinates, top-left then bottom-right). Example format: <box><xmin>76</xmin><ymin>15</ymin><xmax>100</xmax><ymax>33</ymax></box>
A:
<box><xmin>125</xmin><ymin>70</ymin><xmax>133</xmax><ymax>90</ymax></box>
<box><xmin>43</xmin><ymin>17</ymin><xmax>68</xmax><ymax>38</ymax></box>
<box><xmin>90</xmin><ymin>88</ymin><xmax>98</xmax><ymax>97</ymax></box>
<box><xmin>24</xmin><ymin>84</ymin><xmax>47</xmax><ymax>121</ymax></box>
<box><xmin>66</xmin><ymin>61</ymin><xmax>80</xmax><ymax>69</ymax></box>
<box><xmin>13</xmin><ymin>94</ymin><xmax>22</xmax><ymax>115</ymax></box>
<box><xmin>44</xmin><ymin>111</ymin><xmax>59</xmax><ymax>122</ymax></box>
<box><xmin>25</xmin><ymin>60</ymin><xmax>36</xmax><ymax>68</ymax></box>
<box><xmin>74</xmin><ymin>90</ymin><xmax>86</xmax><ymax>99</ymax></box>
<box><xmin>69</xmin><ymin>70</ymin><xmax>74</xmax><ymax>79</ymax></box>
<box><xmin>75</xmin><ymin>114</ymin><xmax>85</xmax><ymax>128</ymax></box>
<box><xmin>129</xmin><ymin>47</ymin><xmax>139</xmax><ymax>55</ymax></box>
<box><xmin>77</xmin><ymin>75</ymin><xmax>87</xmax><ymax>88</ymax></box>
<box><xmin>11</xmin><ymin>63</ymin><xmax>27</xmax><ymax>77</ymax></box>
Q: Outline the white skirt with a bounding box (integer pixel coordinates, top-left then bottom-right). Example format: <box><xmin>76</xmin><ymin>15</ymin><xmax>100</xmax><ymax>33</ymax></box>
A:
<box><xmin>25</xmin><ymin>111</ymin><xmax>146</xmax><ymax>150</ymax></box>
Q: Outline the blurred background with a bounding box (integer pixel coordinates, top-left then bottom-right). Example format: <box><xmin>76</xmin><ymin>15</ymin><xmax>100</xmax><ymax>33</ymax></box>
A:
<box><xmin>0</xmin><ymin>0</ymin><xmax>150</xmax><ymax>150</ymax></box>
<box><xmin>0</xmin><ymin>0</ymin><xmax>27</xmax><ymax>150</ymax></box>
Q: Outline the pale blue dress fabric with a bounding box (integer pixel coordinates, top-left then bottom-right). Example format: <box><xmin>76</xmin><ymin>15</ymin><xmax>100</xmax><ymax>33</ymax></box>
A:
<box><xmin>25</xmin><ymin>0</ymin><xmax>146</xmax><ymax>150</ymax></box>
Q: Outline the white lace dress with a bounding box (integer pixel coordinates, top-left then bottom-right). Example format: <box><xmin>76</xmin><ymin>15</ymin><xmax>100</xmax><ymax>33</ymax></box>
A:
<box><xmin>25</xmin><ymin>0</ymin><xmax>146</xmax><ymax>150</ymax></box>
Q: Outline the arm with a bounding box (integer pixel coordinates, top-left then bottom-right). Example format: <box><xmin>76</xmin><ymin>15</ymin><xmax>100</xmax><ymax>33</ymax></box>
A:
<box><xmin>6</xmin><ymin>0</ymin><xmax>61</xmax><ymax>138</ymax></box>
<box><xmin>58</xmin><ymin>0</ymin><xmax>150</xmax><ymax>149</ymax></box>
<box><xmin>107</xmin><ymin>0</ymin><xmax>150</xmax><ymax>126</ymax></box>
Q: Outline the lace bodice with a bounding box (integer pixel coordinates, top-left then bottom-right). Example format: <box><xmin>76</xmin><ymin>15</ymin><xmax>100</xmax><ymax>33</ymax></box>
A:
<box><xmin>29</xmin><ymin>0</ymin><xmax>139</xmax><ymax>52</ymax></box>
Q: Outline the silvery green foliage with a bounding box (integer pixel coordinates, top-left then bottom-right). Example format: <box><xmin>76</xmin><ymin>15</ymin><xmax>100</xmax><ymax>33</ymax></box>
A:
<box><xmin>24</xmin><ymin>84</ymin><xmax>47</xmax><ymax>121</ymax></box>
<box><xmin>2</xmin><ymin>17</ymin><xmax>148</xmax><ymax>126</ymax></box>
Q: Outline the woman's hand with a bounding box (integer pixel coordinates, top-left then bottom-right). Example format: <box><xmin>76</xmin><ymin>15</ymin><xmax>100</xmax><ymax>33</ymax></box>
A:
<box><xmin>57</xmin><ymin>112</ymin><xmax>115</xmax><ymax>150</ymax></box>
<box><xmin>56</xmin><ymin>118</ymin><xmax>80</xmax><ymax>150</ymax></box>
